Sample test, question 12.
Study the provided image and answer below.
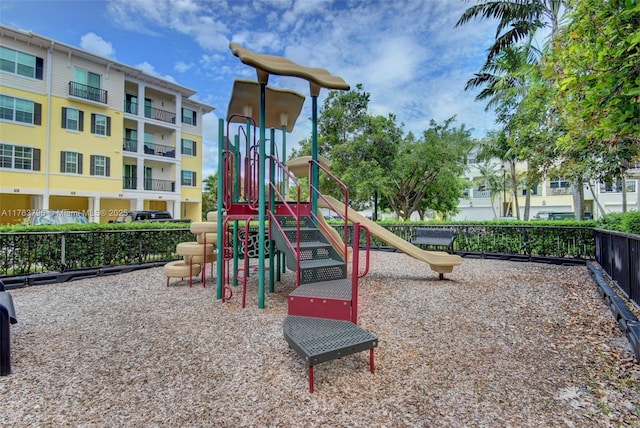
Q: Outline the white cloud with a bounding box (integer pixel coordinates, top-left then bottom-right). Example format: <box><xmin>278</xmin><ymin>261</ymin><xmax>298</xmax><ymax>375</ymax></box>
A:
<box><xmin>174</xmin><ymin>61</ymin><xmax>194</xmax><ymax>73</ymax></box>
<box><xmin>79</xmin><ymin>33</ymin><xmax>116</xmax><ymax>59</ymax></box>
<box><xmin>135</xmin><ymin>61</ymin><xmax>177</xmax><ymax>83</ymax></box>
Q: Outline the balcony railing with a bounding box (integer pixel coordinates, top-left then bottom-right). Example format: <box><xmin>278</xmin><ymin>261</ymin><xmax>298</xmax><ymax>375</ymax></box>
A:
<box><xmin>123</xmin><ymin>176</ymin><xmax>137</xmax><ymax>190</ymax></box>
<box><xmin>143</xmin><ymin>143</ymin><xmax>175</xmax><ymax>158</ymax></box>
<box><xmin>123</xmin><ymin>138</ymin><xmax>137</xmax><ymax>152</ymax></box>
<box><xmin>68</xmin><ymin>81</ymin><xmax>107</xmax><ymax>104</ymax></box>
<box><xmin>144</xmin><ymin>106</ymin><xmax>176</xmax><ymax>124</ymax></box>
<box><xmin>549</xmin><ymin>186</ymin><xmax>572</xmax><ymax>195</ymax></box>
<box><xmin>124</xmin><ymin>101</ymin><xmax>138</xmax><ymax>115</ymax></box>
<box><xmin>144</xmin><ymin>179</ymin><xmax>175</xmax><ymax>192</ymax></box>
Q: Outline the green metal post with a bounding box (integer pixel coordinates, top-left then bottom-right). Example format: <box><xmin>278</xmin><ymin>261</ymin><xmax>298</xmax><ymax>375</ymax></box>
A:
<box><xmin>216</xmin><ymin>118</ymin><xmax>225</xmax><ymax>300</ymax></box>
<box><xmin>258</xmin><ymin>82</ymin><xmax>266</xmax><ymax>308</ymax></box>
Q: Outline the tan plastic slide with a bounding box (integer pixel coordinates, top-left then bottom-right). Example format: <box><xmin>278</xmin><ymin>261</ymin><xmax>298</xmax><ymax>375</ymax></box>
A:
<box><xmin>318</xmin><ymin>195</ymin><xmax>463</xmax><ymax>278</ymax></box>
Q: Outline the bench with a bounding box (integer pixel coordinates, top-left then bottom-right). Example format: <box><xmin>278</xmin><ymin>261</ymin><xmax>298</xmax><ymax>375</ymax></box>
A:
<box><xmin>409</xmin><ymin>228</ymin><xmax>456</xmax><ymax>253</ymax></box>
<box><xmin>0</xmin><ymin>280</ymin><xmax>17</xmax><ymax>376</ymax></box>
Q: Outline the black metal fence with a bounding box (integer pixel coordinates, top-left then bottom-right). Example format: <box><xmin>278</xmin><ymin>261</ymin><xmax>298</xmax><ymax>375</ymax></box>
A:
<box><xmin>595</xmin><ymin>229</ymin><xmax>640</xmax><ymax>308</ymax></box>
<box><xmin>334</xmin><ymin>224</ymin><xmax>596</xmax><ymax>263</ymax></box>
<box><xmin>0</xmin><ymin>228</ymin><xmax>193</xmax><ymax>278</ymax></box>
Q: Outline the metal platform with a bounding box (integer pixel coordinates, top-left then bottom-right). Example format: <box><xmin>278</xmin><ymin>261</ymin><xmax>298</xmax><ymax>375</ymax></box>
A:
<box><xmin>283</xmin><ymin>315</ymin><xmax>377</xmax><ymax>392</ymax></box>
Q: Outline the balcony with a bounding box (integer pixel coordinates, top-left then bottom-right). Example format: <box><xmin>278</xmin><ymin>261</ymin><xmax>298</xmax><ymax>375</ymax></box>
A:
<box><xmin>549</xmin><ymin>187</ymin><xmax>572</xmax><ymax>195</ymax></box>
<box><xmin>123</xmin><ymin>138</ymin><xmax>137</xmax><ymax>152</ymax></box>
<box><xmin>144</xmin><ymin>179</ymin><xmax>175</xmax><ymax>192</ymax></box>
<box><xmin>123</xmin><ymin>177</ymin><xmax>175</xmax><ymax>192</ymax></box>
<box><xmin>143</xmin><ymin>143</ymin><xmax>175</xmax><ymax>158</ymax></box>
<box><xmin>124</xmin><ymin>101</ymin><xmax>137</xmax><ymax>115</ymax></box>
<box><xmin>68</xmin><ymin>82</ymin><xmax>107</xmax><ymax>104</ymax></box>
<box><xmin>144</xmin><ymin>106</ymin><xmax>176</xmax><ymax>124</ymax></box>
<box><xmin>123</xmin><ymin>176</ymin><xmax>137</xmax><ymax>190</ymax></box>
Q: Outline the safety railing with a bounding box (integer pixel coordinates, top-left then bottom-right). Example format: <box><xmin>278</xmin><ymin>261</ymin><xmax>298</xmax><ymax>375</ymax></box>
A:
<box><xmin>595</xmin><ymin>229</ymin><xmax>639</xmax><ymax>308</ymax></box>
<box><xmin>308</xmin><ymin>159</ymin><xmax>350</xmax><ymax>261</ymax></box>
<box><xmin>268</xmin><ymin>155</ymin><xmax>302</xmax><ymax>286</ymax></box>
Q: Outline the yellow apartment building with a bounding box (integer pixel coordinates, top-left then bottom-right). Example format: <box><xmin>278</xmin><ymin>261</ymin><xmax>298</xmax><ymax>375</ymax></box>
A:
<box><xmin>455</xmin><ymin>156</ymin><xmax>640</xmax><ymax>221</ymax></box>
<box><xmin>0</xmin><ymin>25</ymin><xmax>214</xmax><ymax>224</ymax></box>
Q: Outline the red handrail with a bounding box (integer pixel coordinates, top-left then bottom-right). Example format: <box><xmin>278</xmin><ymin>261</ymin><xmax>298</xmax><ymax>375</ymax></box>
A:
<box><xmin>225</xmin><ymin>114</ymin><xmax>257</xmax><ymax>208</ymax></box>
<box><xmin>268</xmin><ymin>155</ymin><xmax>302</xmax><ymax>286</ymax></box>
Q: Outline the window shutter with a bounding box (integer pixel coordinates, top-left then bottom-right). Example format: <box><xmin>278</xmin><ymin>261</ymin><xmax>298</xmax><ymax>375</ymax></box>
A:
<box><xmin>60</xmin><ymin>152</ymin><xmax>66</xmax><ymax>173</ymax></box>
<box><xmin>91</xmin><ymin>114</ymin><xmax>96</xmax><ymax>134</ymax></box>
<box><xmin>193</xmin><ymin>141</ymin><xmax>197</xmax><ymax>156</ymax></box>
<box><xmin>90</xmin><ymin>155</ymin><xmax>95</xmax><ymax>176</ymax></box>
<box><xmin>192</xmin><ymin>171</ymin><xmax>197</xmax><ymax>186</ymax></box>
<box><xmin>192</xmin><ymin>111</ymin><xmax>197</xmax><ymax>126</ymax></box>
<box><xmin>105</xmin><ymin>157</ymin><xmax>110</xmax><ymax>177</ymax></box>
<box><xmin>35</xmin><ymin>57</ymin><xmax>44</xmax><ymax>80</ymax></box>
<box><xmin>79</xmin><ymin>111</ymin><xmax>84</xmax><ymax>132</ymax></box>
<box><xmin>78</xmin><ymin>153</ymin><xmax>83</xmax><ymax>174</ymax></box>
<box><xmin>61</xmin><ymin>107</ymin><xmax>67</xmax><ymax>129</ymax></box>
<box><xmin>33</xmin><ymin>103</ymin><xmax>42</xmax><ymax>125</ymax></box>
<box><xmin>106</xmin><ymin>116</ymin><xmax>111</xmax><ymax>136</ymax></box>
<box><xmin>33</xmin><ymin>149</ymin><xmax>41</xmax><ymax>171</ymax></box>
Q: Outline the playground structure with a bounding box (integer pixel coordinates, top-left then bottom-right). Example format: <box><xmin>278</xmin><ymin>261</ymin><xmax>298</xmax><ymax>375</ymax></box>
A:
<box><xmin>216</xmin><ymin>44</ymin><xmax>462</xmax><ymax>392</ymax></box>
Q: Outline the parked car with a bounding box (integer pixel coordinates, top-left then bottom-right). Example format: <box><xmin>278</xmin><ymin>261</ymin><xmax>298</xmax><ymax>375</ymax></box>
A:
<box><xmin>112</xmin><ymin>210</ymin><xmax>190</xmax><ymax>223</ymax></box>
<box><xmin>22</xmin><ymin>210</ymin><xmax>89</xmax><ymax>225</ymax></box>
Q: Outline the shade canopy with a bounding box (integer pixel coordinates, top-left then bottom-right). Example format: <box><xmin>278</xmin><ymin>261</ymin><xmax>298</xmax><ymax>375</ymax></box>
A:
<box><xmin>286</xmin><ymin>156</ymin><xmax>332</xmax><ymax>179</ymax></box>
<box><xmin>229</xmin><ymin>43</ymin><xmax>349</xmax><ymax>94</ymax></box>
<box><xmin>226</xmin><ymin>79</ymin><xmax>306</xmax><ymax>132</ymax></box>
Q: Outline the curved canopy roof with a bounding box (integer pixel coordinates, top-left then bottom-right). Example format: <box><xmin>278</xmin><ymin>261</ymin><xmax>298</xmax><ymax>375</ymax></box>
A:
<box><xmin>226</xmin><ymin>79</ymin><xmax>305</xmax><ymax>132</ymax></box>
<box><xmin>286</xmin><ymin>156</ymin><xmax>332</xmax><ymax>179</ymax></box>
<box><xmin>229</xmin><ymin>43</ymin><xmax>349</xmax><ymax>92</ymax></box>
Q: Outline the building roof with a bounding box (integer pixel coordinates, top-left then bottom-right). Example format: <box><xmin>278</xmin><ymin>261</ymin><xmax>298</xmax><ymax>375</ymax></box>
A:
<box><xmin>0</xmin><ymin>25</ymin><xmax>214</xmax><ymax>113</ymax></box>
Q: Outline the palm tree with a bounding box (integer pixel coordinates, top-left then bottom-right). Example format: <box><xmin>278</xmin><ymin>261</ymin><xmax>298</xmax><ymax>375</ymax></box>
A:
<box><xmin>474</xmin><ymin>162</ymin><xmax>506</xmax><ymax>218</ymax></box>
<box><xmin>455</xmin><ymin>0</ymin><xmax>566</xmax><ymax>65</ymax></box>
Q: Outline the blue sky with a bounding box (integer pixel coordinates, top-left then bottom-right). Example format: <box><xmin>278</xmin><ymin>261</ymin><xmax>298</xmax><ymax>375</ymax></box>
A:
<box><xmin>1</xmin><ymin>0</ymin><xmax>499</xmax><ymax>178</ymax></box>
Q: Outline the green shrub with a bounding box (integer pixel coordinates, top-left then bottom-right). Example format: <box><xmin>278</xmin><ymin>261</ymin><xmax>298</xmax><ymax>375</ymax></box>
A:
<box><xmin>597</xmin><ymin>212</ymin><xmax>640</xmax><ymax>234</ymax></box>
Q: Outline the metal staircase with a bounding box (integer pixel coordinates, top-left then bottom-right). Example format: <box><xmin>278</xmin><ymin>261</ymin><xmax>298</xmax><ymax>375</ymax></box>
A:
<box><xmin>270</xmin><ymin>209</ymin><xmax>377</xmax><ymax>393</ymax></box>
<box><xmin>271</xmin><ymin>214</ymin><xmax>355</xmax><ymax>321</ymax></box>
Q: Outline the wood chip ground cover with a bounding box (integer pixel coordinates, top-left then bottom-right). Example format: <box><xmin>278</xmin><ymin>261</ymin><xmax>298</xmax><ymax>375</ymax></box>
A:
<box><xmin>1</xmin><ymin>253</ymin><xmax>639</xmax><ymax>427</ymax></box>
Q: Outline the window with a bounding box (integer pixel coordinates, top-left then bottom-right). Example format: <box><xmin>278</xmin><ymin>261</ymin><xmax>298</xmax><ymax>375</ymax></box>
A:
<box><xmin>90</xmin><ymin>155</ymin><xmax>110</xmax><ymax>177</ymax></box>
<box><xmin>522</xmin><ymin>186</ymin><xmax>539</xmax><ymax>196</ymax></box>
<box><xmin>125</xmin><ymin>94</ymin><xmax>137</xmax><ymax>114</ymax></box>
<box><xmin>61</xmin><ymin>107</ymin><xmax>84</xmax><ymax>131</ymax></box>
<box><xmin>549</xmin><ymin>178</ymin><xmax>570</xmax><ymax>189</ymax></box>
<box><xmin>91</xmin><ymin>113</ymin><xmax>111</xmax><ymax>136</ymax></box>
<box><xmin>60</xmin><ymin>151</ymin><xmax>83</xmax><ymax>174</ymax></box>
<box><xmin>181</xmin><ymin>170</ymin><xmax>196</xmax><ymax>187</ymax></box>
<box><xmin>182</xmin><ymin>108</ymin><xmax>196</xmax><ymax>126</ymax></box>
<box><xmin>0</xmin><ymin>46</ymin><xmax>43</xmax><ymax>79</ymax></box>
<box><xmin>0</xmin><ymin>95</ymin><xmax>41</xmax><ymax>125</ymax></box>
<box><xmin>600</xmin><ymin>180</ymin><xmax>635</xmax><ymax>193</ymax></box>
<box><xmin>73</xmin><ymin>68</ymin><xmax>102</xmax><ymax>101</ymax></box>
<box><xmin>0</xmin><ymin>143</ymin><xmax>40</xmax><ymax>170</ymax></box>
<box><xmin>181</xmin><ymin>139</ymin><xmax>196</xmax><ymax>156</ymax></box>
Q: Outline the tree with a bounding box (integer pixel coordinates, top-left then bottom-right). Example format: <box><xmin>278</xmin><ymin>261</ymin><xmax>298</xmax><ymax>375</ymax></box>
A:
<box><xmin>546</xmin><ymin>0</ymin><xmax>640</xmax><ymax>152</ymax></box>
<box><xmin>456</xmin><ymin>0</ymin><xmax>566</xmax><ymax>65</ymax></box>
<box><xmin>318</xmin><ymin>85</ymin><xmax>402</xmax><ymax>209</ymax></box>
<box><xmin>474</xmin><ymin>162</ymin><xmax>507</xmax><ymax>218</ymax></box>
<box><xmin>385</xmin><ymin>118</ymin><xmax>472</xmax><ymax>220</ymax></box>
<box><xmin>201</xmin><ymin>172</ymin><xmax>218</xmax><ymax>218</ymax></box>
